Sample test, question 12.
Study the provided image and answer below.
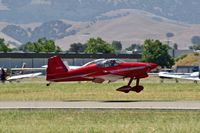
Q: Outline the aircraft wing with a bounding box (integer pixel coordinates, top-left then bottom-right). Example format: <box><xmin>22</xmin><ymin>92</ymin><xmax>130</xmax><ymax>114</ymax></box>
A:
<box><xmin>11</xmin><ymin>68</ymin><xmax>46</xmax><ymax>71</ymax></box>
<box><xmin>180</xmin><ymin>77</ymin><xmax>200</xmax><ymax>81</ymax></box>
<box><xmin>7</xmin><ymin>72</ymin><xmax>42</xmax><ymax>81</ymax></box>
<box><xmin>159</xmin><ymin>72</ymin><xmax>200</xmax><ymax>81</ymax></box>
<box><xmin>158</xmin><ymin>72</ymin><xmax>184</xmax><ymax>79</ymax></box>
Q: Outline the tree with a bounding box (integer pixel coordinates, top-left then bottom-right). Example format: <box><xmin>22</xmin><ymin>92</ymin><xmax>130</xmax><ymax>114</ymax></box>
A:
<box><xmin>21</xmin><ymin>37</ymin><xmax>62</xmax><ymax>53</ymax></box>
<box><xmin>69</xmin><ymin>43</ymin><xmax>86</xmax><ymax>53</ymax></box>
<box><xmin>142</xmin><ymin>39</ymin><xmax>174</xmax><ymax>68</ymax></box>
<box><xmin>112</xmin><ymin>41</ymin><xmax>122</xmax><ymax>51</ymax></box>
<box><xmin>84</xmin><ymin>37</ymin><xmax>115</xmax><ymax>54</ymax></box>
<box><xmin>0</xmin><ymin>38</ymin><xmax>12</xmax><ymax>53</ymax></box>
<box><xmin>55</xmin><ymin>46</ymin><xmax>62</xmax><ymax>53</ymax></box>
<box><xmin>21</xmin><ymin>42</ymin><xmax>34</xmax><ymax>52</ymax></box>
<box><xmin>126</xmin><ymin>44</ymin><xmax>143</xmax><ymax>51</ymax></box>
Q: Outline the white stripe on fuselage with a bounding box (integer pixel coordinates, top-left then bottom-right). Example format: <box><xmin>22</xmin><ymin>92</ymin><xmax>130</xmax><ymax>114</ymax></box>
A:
<box><xmin>110</xmin><ymin>66</ymin><xmax>145</xmax><ymax>73</ymax></box>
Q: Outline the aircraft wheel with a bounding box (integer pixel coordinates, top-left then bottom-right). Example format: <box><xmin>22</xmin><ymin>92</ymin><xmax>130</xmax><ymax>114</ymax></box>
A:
<box><xmin>116</xmin><ymin>86</ymin><xmax>131</xmax><ymax>93</ymax></box>
<box><xmin>131</xmin><ymin>86</ymin><xmax>144</xmax><ymax>93</ymax></box>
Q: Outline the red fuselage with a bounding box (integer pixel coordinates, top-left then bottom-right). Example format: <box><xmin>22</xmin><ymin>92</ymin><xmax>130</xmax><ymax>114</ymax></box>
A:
<box><xmin>47</xmin><ymin>61</ymin><xmax>156</xmax><ymax>82</ymax></box>
<box><xmin>46</xmin><ymin>56</ymin><xmax>157</xmax><ymax>93</ymax></box>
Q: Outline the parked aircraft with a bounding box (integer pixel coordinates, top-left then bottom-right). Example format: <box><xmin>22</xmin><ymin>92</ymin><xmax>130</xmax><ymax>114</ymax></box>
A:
<box><xmin>46</xmin><ymin>56</ymin><xmax>157</xmax><ymax>93</ymax></box>
<box><xmin>158</xmin><ymin>70</ymin><xmax>200</xmax><ymax>83</ymax></box>
<box><xmin>0</xmin><ymin>63</ymin><xmax>42</xmax><ymax>83</ymax></box>
<box><xmin>6</xmin><ymin>72</ymin><xmax>42</xmax><ymax>82</ymax></box>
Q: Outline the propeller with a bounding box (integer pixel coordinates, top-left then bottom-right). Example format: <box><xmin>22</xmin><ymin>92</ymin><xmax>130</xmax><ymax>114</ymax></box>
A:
<box><xmin>0</xmin><ymin>68</ymin><xmax>6</xmax><ymax>82</ymax></box>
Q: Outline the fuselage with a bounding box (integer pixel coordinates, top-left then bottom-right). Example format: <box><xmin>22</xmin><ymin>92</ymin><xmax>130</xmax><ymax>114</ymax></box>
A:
<box><xmin>46</xmin><ymin>56</ymin><xmax>158</xmax><ymax>93</ymax></box>
<box><xmin>47</xmin><ymin>61</ymin><xmax>156</xmax><ymax>82</ymax></box>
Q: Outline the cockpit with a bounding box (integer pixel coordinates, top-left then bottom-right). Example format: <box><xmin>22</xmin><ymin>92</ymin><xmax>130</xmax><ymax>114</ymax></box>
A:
<box><xmin>96</xmin><ymin>59</ymin><xmax>122</xmax><ymax>68</ymax></box>
<box><xmin>83</xmin><ymin>59</ymin><xmax>105</xmax><ymax>66</ymax></box>
<box><xmin>83</xmin><ymin>59</ymin><xmax>123</xmax><ymax>68</ymax></box>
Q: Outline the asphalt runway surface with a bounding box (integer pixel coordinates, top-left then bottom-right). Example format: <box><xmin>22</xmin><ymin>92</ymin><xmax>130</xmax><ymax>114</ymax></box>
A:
<box><xmin>0</xmin><ymin>101</ymin><xmax>200</xmax><ymax>110</ymax></box>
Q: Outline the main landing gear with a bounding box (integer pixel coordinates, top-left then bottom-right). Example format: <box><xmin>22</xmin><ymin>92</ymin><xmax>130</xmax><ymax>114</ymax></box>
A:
<box><xmin>116</xmin><ymin>78</ymin><xmax>144</xmax><ymax>93</ymax></box>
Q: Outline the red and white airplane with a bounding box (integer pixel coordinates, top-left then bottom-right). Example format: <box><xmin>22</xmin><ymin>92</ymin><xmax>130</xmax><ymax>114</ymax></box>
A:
<box><xmin>46</xmin><ymin>56</ymin><xmax>157</xmax><ymax>93</ymax></box>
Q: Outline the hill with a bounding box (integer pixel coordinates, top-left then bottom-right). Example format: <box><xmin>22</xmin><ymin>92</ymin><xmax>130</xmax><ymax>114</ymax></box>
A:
<box><xmin>56</xmin><ymin>9</ymin><xmax>200</xmax><ymax>50</ymax></box>
<box><xmin>1</xmin><ymin>9</ymin><xmax>200</xmax><ymax>50</ymax></box>
<box><xmin>176</xmin><ymin>53</ymin><xmax>200</xmax><ymax>66</ymax></box>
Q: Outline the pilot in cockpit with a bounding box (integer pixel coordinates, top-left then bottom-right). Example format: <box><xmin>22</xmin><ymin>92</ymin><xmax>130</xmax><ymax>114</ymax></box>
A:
<box><xmin>110</xmin><ymin>60</ymin><xmax>116</xmax><ymax>67</ymax></box>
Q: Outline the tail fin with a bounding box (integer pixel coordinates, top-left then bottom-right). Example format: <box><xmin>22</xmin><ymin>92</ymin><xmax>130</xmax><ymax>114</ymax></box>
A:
<box><xmin>47</xmin><ymin>56</ymin><xmax>68</xmax><ymax>75</ymax></box>
<box><xmin>22</xmin><ymin>62</ymin><xmax>26</xmax><ymax>69</ymax></box>
<box><xmin>20</xmin><ymin>62</ymin><xmax>26</xmax><ymax>74</ymax></box>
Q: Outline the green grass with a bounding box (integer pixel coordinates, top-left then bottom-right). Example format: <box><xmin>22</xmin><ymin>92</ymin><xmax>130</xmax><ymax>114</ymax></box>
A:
<box><xmin>0</xmin><ymin>77</ymin><xmax>200</xmax><ymax>101</ymax></box>
<box><xmin>1</xmin><ymin>78</ymin><xmax>200</xmax><ymax>133</ymax></box>
<box><xmin>0</xmin><ymin>110</ymin><xmax>200</xmax><ymax>133</ymax></box>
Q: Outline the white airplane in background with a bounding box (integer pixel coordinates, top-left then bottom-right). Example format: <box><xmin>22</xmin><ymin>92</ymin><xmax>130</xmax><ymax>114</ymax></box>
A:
<box><xmin>158</xmin><ymin>69</ymin><xmax>200</xmax><ymax>83</ymax></box>
<box><xmin>6</xmin><ymin>72</ymin><xmax>42</xmax><ymax>81</ymax></box>
<box><xmin>0</xmin><ymin>63</ymin><xmax>42</xmax><ymax>83</ymax></box>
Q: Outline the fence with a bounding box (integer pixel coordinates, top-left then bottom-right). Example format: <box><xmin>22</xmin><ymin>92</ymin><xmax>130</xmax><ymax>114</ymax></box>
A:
<box><xmin>0</xmin><ymin>53</ymin><xmax>141</xmax><ymax>68</ymax></box>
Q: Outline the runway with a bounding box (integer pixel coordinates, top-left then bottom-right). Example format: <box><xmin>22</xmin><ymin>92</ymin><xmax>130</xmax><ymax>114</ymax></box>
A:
<box><xmin>0</xmin><ymin>101</ymin><xmax>200</xmax><ymax>110</ymax></box>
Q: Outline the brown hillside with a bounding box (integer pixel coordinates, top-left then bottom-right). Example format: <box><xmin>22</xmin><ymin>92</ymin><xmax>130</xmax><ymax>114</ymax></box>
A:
<box><xmin>1</xmin><ymin>9</ymin><xmax>200</xmax><ymax>50</ymax></box>
<box><xmin>56</xmin><ymin>9</ymin><xmax>200</xmax><ymax>50</ymax></box>
<box><xmin>176</xmin><ymin>53</ymin><xmax>200</xmax><ymax>66</ymax></box>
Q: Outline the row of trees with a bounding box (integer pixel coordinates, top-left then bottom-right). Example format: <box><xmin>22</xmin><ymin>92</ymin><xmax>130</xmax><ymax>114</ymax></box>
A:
<box><xmin>0</xmin><ymin>37</ymin><xmax>144</xmax><ymax>54</ymax></box>
<box><xmin>69</xmin><ymin>38</ymin><xmax>122</xmax><ymax>53</ymax></box>
<box><xmin>68</xmin><ymin>38</ymin><xmax>181</xmax><ymax>53</ymax></box>
<box><xmin>0</xmin><ymin>37</ymin><xmax>175</xmax><ymax>68</ymax></box>
<box><xmin>69</xmin><ymin>38</ymin><xmax>174</xmax><ymax>68</ymax></box>
<box><xmin>0</xmin><ymin>37</ymin><xmax>61</xmax><ymax>53</ymax></box>
<box><xmin>19</xmin><ymin>37</ymin><xmax>62</xmax><ymax>53</ymax></box>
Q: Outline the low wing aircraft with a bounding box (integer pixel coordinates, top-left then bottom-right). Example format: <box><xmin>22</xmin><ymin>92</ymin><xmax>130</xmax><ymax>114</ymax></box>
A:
<box><xmin>158</xmin><ymin>70</ymin><xmax>200</xmax><ymax>83</ymax></box>
<box><xmin>6</xmin><ymin>72</ymin><xmax>42</xmax><ymax>81</ymax></box>
<box><xmin>0</xmin><ymin>67</ymin><xmax>42</xmax><ymax>83</ymax></box>
<box><xmin>46</xmin><ymin>56</ymin><xmax>157</xmax><ymax>93</ymax></box>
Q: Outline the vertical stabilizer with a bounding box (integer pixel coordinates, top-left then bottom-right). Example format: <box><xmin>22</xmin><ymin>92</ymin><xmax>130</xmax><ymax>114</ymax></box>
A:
<box><xmin>47</xmin><ymin>56</ymin><xmax>68</xmax><ymax>75</ymax></box>
<box><xmin>20</xmin><ymin>62</ymin><xmax>26</xmax><ymax>74</ymax></box>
